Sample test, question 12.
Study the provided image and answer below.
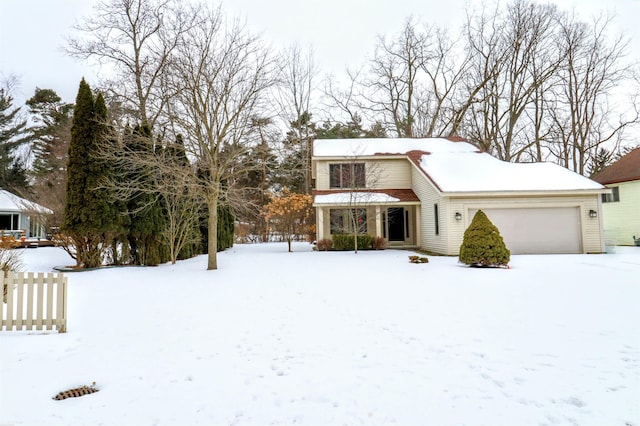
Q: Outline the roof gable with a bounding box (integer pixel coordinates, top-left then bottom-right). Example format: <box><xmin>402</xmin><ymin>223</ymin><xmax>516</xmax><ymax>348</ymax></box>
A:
<box><xmin>591</xmin><ymin>148</ymin><xmax>640</xmax><ymax>185</ymax></box>
<box><xmin>313</xmin><ymin>138</ymin><xmax>604</xmax><ymax>193</ymax></box>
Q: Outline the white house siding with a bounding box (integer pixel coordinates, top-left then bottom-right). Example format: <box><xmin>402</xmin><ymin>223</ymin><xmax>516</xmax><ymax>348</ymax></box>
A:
<box><xmin>410</xmin><ymin>163</ymin><xmax>448</xmax><ymax>254</ymax></box>
<box><xmin>447</xmin><ymin>194</ymin><xmax>605</xmax><ymax>254</ymax></box>
<box><xmin>373</xmin><ymin>159</ymin><xmax>412</xmax><ymax>189</ymax></box>
<box><xmin>314</xmin><ymin>159</ymin><xmax>411</xmax><ymax>190</ymax></box>
<box><xmin>317</xmin><ymin>206</ymin><xmax>377</xmax><ymax>240</ymax></box>
<box><xmin>601</xmin><ymin>180</ymin><xmax>640</xmax><ymax>246</ymax></box>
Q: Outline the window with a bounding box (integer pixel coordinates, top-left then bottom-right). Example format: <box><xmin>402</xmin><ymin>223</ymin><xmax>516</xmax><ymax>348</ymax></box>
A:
<box><xmin>434</xmin><ymin>204</ymin><xmax>439</xmax><ymax>236</ymax></box>
<box><xmin>601</xmin><ymin>186</ymin><xmax>620</xmax><ymax>203</ymax></box>
<box><xmin>330</xmin><ymin>208</ymin><xmax>367</xmax><ymax>234</ymax></box>
<box><xmin>329</xmin><ymin>163</ymin><xmax>365</xmax><ymax>188</ymax></box>
<box><xmin>0</xmin><ymin>214</ymin><xmax>19</xmax><ymax>230</ymax></box>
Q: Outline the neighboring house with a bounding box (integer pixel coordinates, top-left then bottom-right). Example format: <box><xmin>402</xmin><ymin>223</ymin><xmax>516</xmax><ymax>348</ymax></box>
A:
<box><xmin>591</xmin><ymin>148</ymin><xmax>640</xmax><ymax>246</ymax></box>
<box><xmin>0</xmin><ymin>189</ymin><xmax>52</xmax><ymax>239</ymax></box>
<box><xmin>312</xmin><ymin>138</ymin><xmax>608</xmax><ymax>255</ymax></box>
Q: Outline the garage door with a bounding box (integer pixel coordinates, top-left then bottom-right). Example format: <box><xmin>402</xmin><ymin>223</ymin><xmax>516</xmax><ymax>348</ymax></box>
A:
<box><xmin>469</xmin><ymin>208</ymin><xmax>582</xmax><ymax>254</ymax></box>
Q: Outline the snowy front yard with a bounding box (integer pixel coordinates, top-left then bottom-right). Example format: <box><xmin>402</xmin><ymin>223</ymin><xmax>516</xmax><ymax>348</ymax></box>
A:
<box><xmin>1</xmin><ymin>243</ymin><xmax>639</xmax><ymax>425</ymax></box>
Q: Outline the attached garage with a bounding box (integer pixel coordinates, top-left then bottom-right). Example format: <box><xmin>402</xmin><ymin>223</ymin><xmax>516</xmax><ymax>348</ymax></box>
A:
<box><xmin>470</xmin><ymin>207</ymin><xmax>582</xmax><ymax>254</ymax></box>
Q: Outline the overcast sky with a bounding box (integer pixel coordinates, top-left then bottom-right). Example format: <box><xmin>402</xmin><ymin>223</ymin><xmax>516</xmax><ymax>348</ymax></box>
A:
<box><xmin>1</xmin><ymin>0</ymin><xmax>638</xmax><ymax>108</ymax></box>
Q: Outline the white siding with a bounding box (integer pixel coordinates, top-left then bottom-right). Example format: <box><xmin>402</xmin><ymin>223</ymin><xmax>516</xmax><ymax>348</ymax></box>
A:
<box><xmin>410</xmin><ymin>164</ymin><xmax>449</xmax><ymax>254</ymax></box>
<box><xmin>448</xmin><ymin>195</ymin><xmax>605</xmax><ymax>254</ymax></box>
<box><xmin>601</xmin><ymin>180</ymin><xmax>640</xmax><ymax>246</ymax></box>
<box><xmin>469</xmin><ymin>207</ymin><xmax>582</xmax><ymax>254</ymax></box>
<box><xmin>315</xmin><ymin>159</ymin><xmax>411</xmax><ymax>190</ymax></box>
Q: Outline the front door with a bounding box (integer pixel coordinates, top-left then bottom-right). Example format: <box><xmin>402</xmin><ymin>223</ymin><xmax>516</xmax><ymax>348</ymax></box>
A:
<box><xmin>387</xmin><ymin>207</ymin><xmax>406</xmax><ymax>242</ymax></box>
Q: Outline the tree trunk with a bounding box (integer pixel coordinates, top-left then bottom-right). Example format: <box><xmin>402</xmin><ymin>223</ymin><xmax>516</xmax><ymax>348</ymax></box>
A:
<box><xmin>207</xmin><ymin>198</ymin><xmax>219</xmax><ymax>270</ymax></box>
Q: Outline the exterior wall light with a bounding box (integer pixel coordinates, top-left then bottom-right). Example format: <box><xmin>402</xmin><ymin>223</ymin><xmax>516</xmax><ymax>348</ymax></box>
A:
<box><xmin>589</xmin><ymin>209</ymin><xmax>597</xmax><ymax>218</ymax></box>
<box><xmin>454</xmin><ymin>212</ymin><xmax>462</xmax><ymax>221</ymax></box>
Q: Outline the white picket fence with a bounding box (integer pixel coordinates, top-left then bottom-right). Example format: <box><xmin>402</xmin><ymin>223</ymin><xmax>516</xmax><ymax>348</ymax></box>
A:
<box><xmin>1</xmin><ymin>271</ymin><xmax>68</xmax><ymax>333</ymax></box>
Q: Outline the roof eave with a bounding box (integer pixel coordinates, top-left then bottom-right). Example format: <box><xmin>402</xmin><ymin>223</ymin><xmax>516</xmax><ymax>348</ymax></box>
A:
<box><xmin>443</xmin><ymin>188</ymin><xmax>608</xmax><ymax>198</ymax></box>
<box><xmin>313</xmin><ymin>200</ymin><xmax>421</xmax><ymax>207</ymax></box>
<box><xmin>599</xmin><ymin>177</ymin><xmax>640</xmax><ymax>186</ymax></box>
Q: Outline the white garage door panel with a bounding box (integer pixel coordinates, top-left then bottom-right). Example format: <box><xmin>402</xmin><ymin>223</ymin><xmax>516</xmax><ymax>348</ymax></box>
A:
<box><xmin>470</xmin><ymin>208</ymin><xmax>582</xmax><ymax>254</ymax></box>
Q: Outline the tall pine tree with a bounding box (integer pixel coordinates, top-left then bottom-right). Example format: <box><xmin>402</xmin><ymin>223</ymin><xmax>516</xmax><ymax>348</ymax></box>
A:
<box><xmin>62</xmin><ymin>79</ymin><xmax>117</xmax><ymax>268</ymax></box>
<box><xmin>0</xmin><ymin>87</ymin><xmax>29</xmax><ymax>193</ymax></box>
<box><xmin>26</xmin><ymin>88</ymin><xmax>73</xmax><ymax>228</ymax></box>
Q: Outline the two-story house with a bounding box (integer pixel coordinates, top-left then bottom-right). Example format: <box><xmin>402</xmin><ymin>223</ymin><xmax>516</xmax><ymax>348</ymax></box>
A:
<box><xmin>312</xmin><ymin>138</ymin><xmax>608</xmax><ymax>255</ymax></box>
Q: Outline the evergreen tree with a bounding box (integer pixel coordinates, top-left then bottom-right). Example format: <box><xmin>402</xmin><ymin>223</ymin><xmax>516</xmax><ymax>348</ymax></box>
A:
<box><xmin>25</xmin><ymin>88</ymin><xmax>73</xmax><ymax>229</ymax></box>
<box><xmin>63</xmin><ymin>79</ymin><xmax>109</xmax><ymax>267</ymax></box>
<box><xmin>316</xmin><ymin>120</ymin><xmax>362</xmax><ymax>139</ymax></box>
<box><xmin>63</xmin><ymin>79</ymin><xmax>94</xmax><ymax>233</ymax></box>
<box><xmin>125</xmin><ymin>124</ymin><xmax>166</xmax><ymax>266</ymax></box>
<box><xmin>0</xmin><ymin>87</ymin><xmax>29</xmax><ymax>192</ymax></box>
<box><xmin>459</xmin><ymin>210</ymin><xmax>510</xmax><ymax>267</ymax></box>
<box><xmin>280</xmin><ymin>111</ymin><xmax>316</xmax><ymax>193</ymax></box>
<box><xmin>217</xmin><ymin>204</ymin><xmax>235</xmax><ymax>251</ymax></box>
<box><xmin>26</xmin><ymin>88</ymin><xmax>74</xmax><ymax>177</ymax></box>
<box><xmin>233</xmin><ymin>143</ymin><xmax>278</xmax><ymax>241</ymax></box>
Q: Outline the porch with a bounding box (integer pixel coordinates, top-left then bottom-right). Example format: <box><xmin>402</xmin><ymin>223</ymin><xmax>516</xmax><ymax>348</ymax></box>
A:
<box><xmin>313</xmin><ymin>189</ymin><xmax>421</xmax><ymax>248</ymax></box>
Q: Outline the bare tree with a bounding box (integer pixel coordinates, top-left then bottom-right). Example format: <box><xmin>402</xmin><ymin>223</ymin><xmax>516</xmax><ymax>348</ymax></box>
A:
<box><xmin>326</xmin><ymin>148</ymin><xmax>384</xmax><ymax>253</ymax></box>
<box><xmin>274</xmin><ymin>44</ymin><xmax>318</xmax><ymax>194</ymax></box>
<box><xmin>164</xmin><ymin>5</ymin><xmax>277</xmax><ymax>270</ymax></box>
<box><xmin>364</xmin><ymin>17</ymin><xmax>427</xmax><ymax>138</ymax></box>
<box><xmin>547</xmin><ymin>12</ymin><xmax>639</xmax><ymax>174</ymax></box>
<box><xmin>67</xmin><ymin>0</ymin><xmax>196</xmax><ymax>128</ymax></box>
<box><xmin>324</xmin><ymin>18</ymin><xmax>474</xmax><ymax>140</ymax></box>
<box><xmin>417</xmin><ymin>27</ymin><xmax>473</xmax><ymax>137</ymax></box>
<box><xmin>322</xmin><ymin>67</ymin><xmax>367</xmax><ymax>129</ymax></box>
<box><xmin>464</xmin><ymin>0</ymin><xmax>562</xmax><ymax>161</ymax></box>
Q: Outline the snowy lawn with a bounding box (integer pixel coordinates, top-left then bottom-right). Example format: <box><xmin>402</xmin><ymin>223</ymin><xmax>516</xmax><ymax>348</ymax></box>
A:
<box><xmin>1</xmin><ymin>243</ymin><xmax>639</xmax><ymax>425</ymax></box>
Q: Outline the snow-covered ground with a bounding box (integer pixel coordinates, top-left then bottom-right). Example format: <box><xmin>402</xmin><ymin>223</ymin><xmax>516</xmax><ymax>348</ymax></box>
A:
<box><xmin>1</xmin><ymin>243</ymin><xmax>638</xmax><ymax>425</ymax></box>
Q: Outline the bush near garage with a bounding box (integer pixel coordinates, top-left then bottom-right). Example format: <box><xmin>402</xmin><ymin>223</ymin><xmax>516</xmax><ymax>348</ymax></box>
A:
<box><xmin>459</xmin><ymin>210</ymin><xmax>510</xmax><ymax>267</ymax></box>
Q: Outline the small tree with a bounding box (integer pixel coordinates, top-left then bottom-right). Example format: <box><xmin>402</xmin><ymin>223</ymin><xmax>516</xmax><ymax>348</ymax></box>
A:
<box><xmin>459</xmin><ymin>210</ymin><xmax>510</xmax><ymax>267</ymax></box>
<box><xmin>263</xmin><ymin>188</ymin><xmax>313</xmax><ymax>252</ymax></box>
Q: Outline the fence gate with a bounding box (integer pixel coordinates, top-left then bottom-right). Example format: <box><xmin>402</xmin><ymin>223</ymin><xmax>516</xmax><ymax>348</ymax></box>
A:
<box><xmin>1</xmin><ymin>271</ymin><xmax>67</xmax><ymax>332</ymax></box>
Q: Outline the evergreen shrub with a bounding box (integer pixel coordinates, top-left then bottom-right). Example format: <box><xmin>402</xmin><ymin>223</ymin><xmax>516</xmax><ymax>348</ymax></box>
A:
<box><xmin>459</xmin><ymin>210</ymin><xmax>510</xmax><ymax>267</ymax></box>
<box><xmin>332</xmin><ymin>234</ymin><xmax>373</xmax><ymax>251</ymax></box>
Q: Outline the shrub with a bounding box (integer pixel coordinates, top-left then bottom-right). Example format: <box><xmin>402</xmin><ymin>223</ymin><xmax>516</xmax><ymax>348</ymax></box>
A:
<box><xmin>459</xmin><ymin>210</ymin><xmax>510</xmax><ymax>267</ymax></box>
<box><xmin>316</xmin><ymin>239</ymin><xmax>333</xmax><ymax>251</ymax></box>
<box><xmin>372</xmin><ymin>236</ymin><xmax>387</xmax><ymax>250</ymax></box>
<box><xmin>332</xmin><ymin>234</ymin><xmax>373</xmax><ymax>251</ymax></box>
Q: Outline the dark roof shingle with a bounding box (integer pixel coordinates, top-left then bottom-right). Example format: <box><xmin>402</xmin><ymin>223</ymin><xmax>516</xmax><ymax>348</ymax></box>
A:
<box><xmin>591</xmin><ymin>148</ymin><xmax>640</xmax><ymax>185</ymax></box>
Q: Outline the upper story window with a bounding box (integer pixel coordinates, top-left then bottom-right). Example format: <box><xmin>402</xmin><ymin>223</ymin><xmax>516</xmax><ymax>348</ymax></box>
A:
<box><xmin>329</xmin><ymin>163</ymin><xmax>365</xmax><ymax>188</ymax></box>
<box><xmin>601</xmin><ymin>186</ymin><xmax>620</xmax><ymax>203</ymax></box>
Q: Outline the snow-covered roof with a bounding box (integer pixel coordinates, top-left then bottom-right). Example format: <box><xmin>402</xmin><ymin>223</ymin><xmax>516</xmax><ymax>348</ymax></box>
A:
<box><xmin>313</xmin><ymin>137</ymin><xmax>475</xmax><ymax>157</ymax></box>
<box><xmin>314</xmin><ymin>192</ymin><xmax>400</xmax><ymax>205</ymax></box>
<box><xmin>313</xmin><ymin>138</ymin><xmax>605</xmax><ymax>193</ymax></box>
<box><xmin>0</xmin><ymin>189</ymin><xmax>53</xmax><ymax>214</ymax></box>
